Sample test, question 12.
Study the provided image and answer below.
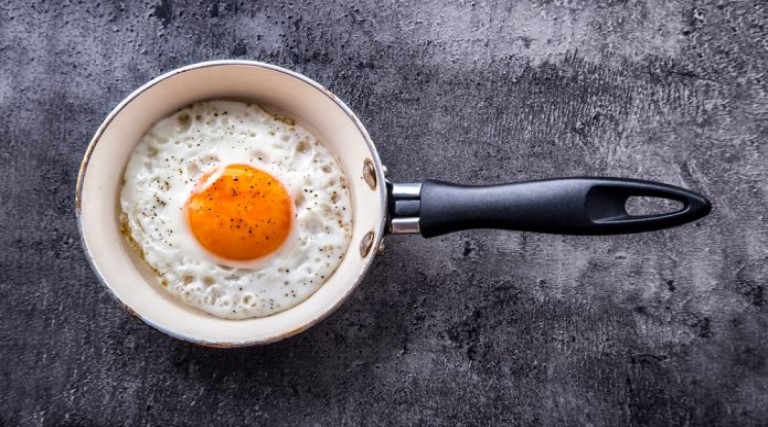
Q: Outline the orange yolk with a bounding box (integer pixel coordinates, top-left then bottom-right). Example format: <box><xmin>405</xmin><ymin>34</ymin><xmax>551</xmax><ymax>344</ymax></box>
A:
<box><xmin>185</xmin><ymin>164</ymin><xmax>292</xmax><ymax>261</ymax></box>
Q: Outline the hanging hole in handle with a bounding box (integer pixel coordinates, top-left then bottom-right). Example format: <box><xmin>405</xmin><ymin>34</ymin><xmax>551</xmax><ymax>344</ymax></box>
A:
<box><xmin>625</xmin><ymin>196</ymin><xmax>684</xmax><ymax>217</ymax></box>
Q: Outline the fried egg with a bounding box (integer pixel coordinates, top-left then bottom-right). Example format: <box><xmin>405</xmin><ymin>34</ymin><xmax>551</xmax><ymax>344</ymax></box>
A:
<box><xmin>120</xmin><ymin>101</ymin><xmax>352</xmax><ymax>319</ymax></box>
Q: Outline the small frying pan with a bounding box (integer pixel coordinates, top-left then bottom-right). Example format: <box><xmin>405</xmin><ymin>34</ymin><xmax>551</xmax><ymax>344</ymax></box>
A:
<box><xmin>76</xmin><ymin>61</ymin><xmax>711</xmax><ymax>346</ymax></box>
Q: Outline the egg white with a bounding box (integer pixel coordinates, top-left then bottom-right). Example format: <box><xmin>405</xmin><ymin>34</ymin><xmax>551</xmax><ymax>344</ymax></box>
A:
<box><xmin>120</xmin><ymin>100</ymin><xmax>352</xmax><ymax>319</ymax></box>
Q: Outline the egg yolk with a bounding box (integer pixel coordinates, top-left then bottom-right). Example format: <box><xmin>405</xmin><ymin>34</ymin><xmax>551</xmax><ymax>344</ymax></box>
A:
<box><xmin>185</xmin><ymin>164</ymin><xmax>292</xmax><ymax>261</ymax></box>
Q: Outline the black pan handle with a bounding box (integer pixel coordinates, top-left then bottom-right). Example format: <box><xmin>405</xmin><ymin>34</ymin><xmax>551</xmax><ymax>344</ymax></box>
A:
<box><xmin>388</xmin><ymin>178</ymin><xmax>712</xmax><ymax>237</ymax></box>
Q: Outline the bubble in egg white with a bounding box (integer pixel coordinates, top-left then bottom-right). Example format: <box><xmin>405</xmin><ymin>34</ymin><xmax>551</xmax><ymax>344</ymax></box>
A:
<box><xmin>120</xmin><ymin>101</ymin><xmax>353</xmax><ymax>319</ymax></box>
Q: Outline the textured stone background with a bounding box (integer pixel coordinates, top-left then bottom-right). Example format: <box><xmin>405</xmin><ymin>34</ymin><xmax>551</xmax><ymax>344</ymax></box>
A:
<box><xmin>1</xmin><ymin>0</ymin><xmax>767</xmax><ymax>425</ymax></box>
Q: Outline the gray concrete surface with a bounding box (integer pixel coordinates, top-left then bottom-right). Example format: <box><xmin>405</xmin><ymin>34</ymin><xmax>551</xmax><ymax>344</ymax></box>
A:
<box><xmin>1</xmin><ymin>0</ymin><xmax>767</xmax><ymax>425</ymax></box>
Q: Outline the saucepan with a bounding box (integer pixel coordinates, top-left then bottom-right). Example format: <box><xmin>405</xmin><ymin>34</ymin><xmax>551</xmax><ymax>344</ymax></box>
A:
<box><xmin>76</xmin><ymin>60</ymin><xmax>711</xmax><ymax>346</ymax></box>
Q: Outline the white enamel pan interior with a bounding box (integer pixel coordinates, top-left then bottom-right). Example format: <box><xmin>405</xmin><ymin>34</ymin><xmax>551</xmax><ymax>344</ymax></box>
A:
<box><xmin>76</xmin><ymin>61</ymin><xmax>387</xmax><ymax>346</ymax></box>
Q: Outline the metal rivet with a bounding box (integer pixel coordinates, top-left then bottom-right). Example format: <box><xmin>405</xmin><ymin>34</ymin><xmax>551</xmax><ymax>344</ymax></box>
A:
<box><xmin>363</xmin><ymin>159</ymin><xmax>377</xmax><ymax>190</ymax></box>
<box><xmin>360</xmin><ymin>231</ymin><xmax>375</xmax><ymax>257</ymax></box>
